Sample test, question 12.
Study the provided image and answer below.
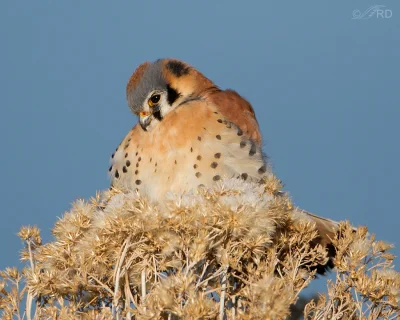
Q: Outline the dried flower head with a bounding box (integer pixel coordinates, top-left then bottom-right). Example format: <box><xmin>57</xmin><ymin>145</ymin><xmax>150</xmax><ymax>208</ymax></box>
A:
<box><xmin>0</xmin><ymin>178</ymin><xmax>398</xmax><ymax>319</ymax></box>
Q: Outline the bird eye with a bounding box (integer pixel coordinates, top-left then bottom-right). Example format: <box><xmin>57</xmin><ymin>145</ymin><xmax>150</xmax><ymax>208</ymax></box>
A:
<box><xmin>148</xmin><ymin>94</ymin><xmax>161</xmax><ymax>106</ymax></box>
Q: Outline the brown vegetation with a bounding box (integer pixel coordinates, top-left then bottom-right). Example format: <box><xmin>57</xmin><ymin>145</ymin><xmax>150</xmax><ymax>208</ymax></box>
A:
<box><xmin>1</xmin><ymin>176</ymin><xmax>399</xmax><ymax>319</ymax></box>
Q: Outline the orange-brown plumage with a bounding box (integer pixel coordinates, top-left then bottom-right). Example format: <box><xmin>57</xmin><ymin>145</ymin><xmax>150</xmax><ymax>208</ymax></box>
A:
<box><xmin>208</xmin><ymin>89</ymin><xmax>262</xmax><ymax>144</ymax></box>
<box><xmin>161</xmin><ymin>59</ymin><xmax>217</xmax><ymax>98</ymax></box>
<box><xmin>158</xmin><ymin>59</ymin><xmax>262</xmax><ymax>144</ymax></box>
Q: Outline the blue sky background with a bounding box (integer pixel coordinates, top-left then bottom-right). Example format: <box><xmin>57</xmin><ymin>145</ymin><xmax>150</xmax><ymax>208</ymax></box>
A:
<box><xmin>1</xmin><ymin>1</ymin><xmax>399</xmax><ymax>298</ymax></box>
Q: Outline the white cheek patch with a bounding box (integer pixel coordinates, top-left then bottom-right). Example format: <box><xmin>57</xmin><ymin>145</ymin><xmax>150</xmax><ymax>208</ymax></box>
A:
<box><xmin>160</xmin><ymin>103</ymin><xmax>171</xmax><ymax>119</ymax></box>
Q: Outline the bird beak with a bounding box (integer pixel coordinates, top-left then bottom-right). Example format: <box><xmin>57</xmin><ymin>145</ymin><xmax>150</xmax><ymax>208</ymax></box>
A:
<box><xmin>139</xmin><ymin>112</ymin><xmax>152</xmax><ymax>131</ymax></box>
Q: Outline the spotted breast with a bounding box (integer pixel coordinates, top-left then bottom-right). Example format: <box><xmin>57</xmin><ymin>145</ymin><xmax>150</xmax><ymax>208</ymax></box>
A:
<box><xmin>109</xmin><ymin>99</ymin><xmax>268</xmax><ymax>202</ymax></box>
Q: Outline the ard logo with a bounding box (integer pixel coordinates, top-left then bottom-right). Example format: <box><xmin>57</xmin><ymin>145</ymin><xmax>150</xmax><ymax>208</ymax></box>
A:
<box><xmin>352</xmin><ymin>5</ymin><xmax>393</xmax><ymax>19</ymax></box>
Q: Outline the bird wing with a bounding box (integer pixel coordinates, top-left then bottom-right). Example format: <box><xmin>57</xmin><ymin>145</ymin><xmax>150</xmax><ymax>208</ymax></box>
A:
<box><xmin>208</xmin><ymin>90</ymin><xmax>343</xmax><ymax>247</ymax></box>
<box><xmin>208</xmin><ymin>89</ymin><xmax>262</xmax><ymax>144</ymax></box>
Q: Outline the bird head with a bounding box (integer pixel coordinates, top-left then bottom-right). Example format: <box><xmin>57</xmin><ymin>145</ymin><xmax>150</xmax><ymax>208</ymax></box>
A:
<box><xmin>126</xmin><ymin>59</ymin><xmax>218</xmax><ymax>131</ymax></box>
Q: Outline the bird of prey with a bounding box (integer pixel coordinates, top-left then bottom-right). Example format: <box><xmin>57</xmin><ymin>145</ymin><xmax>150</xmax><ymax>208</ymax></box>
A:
<box><xmin>109</xmin><ymin>58</ymin><xmax>338</xmax><ymax>256</ymax></box>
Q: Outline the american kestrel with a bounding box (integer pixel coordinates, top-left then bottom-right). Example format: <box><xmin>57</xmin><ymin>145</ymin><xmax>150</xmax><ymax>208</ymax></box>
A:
<box><xmin>109</xmin><ymin>58</ymin><xmax>337</xmax><ymax>247</ymax></box>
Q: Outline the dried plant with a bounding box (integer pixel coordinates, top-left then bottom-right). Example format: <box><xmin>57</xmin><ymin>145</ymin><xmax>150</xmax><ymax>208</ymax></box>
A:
<box><xmin>1</xmin><ymin>176</ymin><xmax>398</xmax><ymax>319</ymax></box>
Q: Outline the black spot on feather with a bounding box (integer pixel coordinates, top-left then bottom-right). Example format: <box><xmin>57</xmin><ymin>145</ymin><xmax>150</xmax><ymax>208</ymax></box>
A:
<box><xmin>258</xmin><ymin>165</ymin><xmax>267</xmax><ymax>174</ymax></box>
<box><xmin>167</xmin><ymin>85</ymin><xmax>181</xmax><ymax>105</ymax></box>
<box><xmin>249</xmin><ymin>143</ymin><xmax>257</xmax><ymax>156</ymax></box>
<box><xmin>166</xmin><ymin>60</ymin><xmax>190</xmax><ymax>77</ymax></box>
